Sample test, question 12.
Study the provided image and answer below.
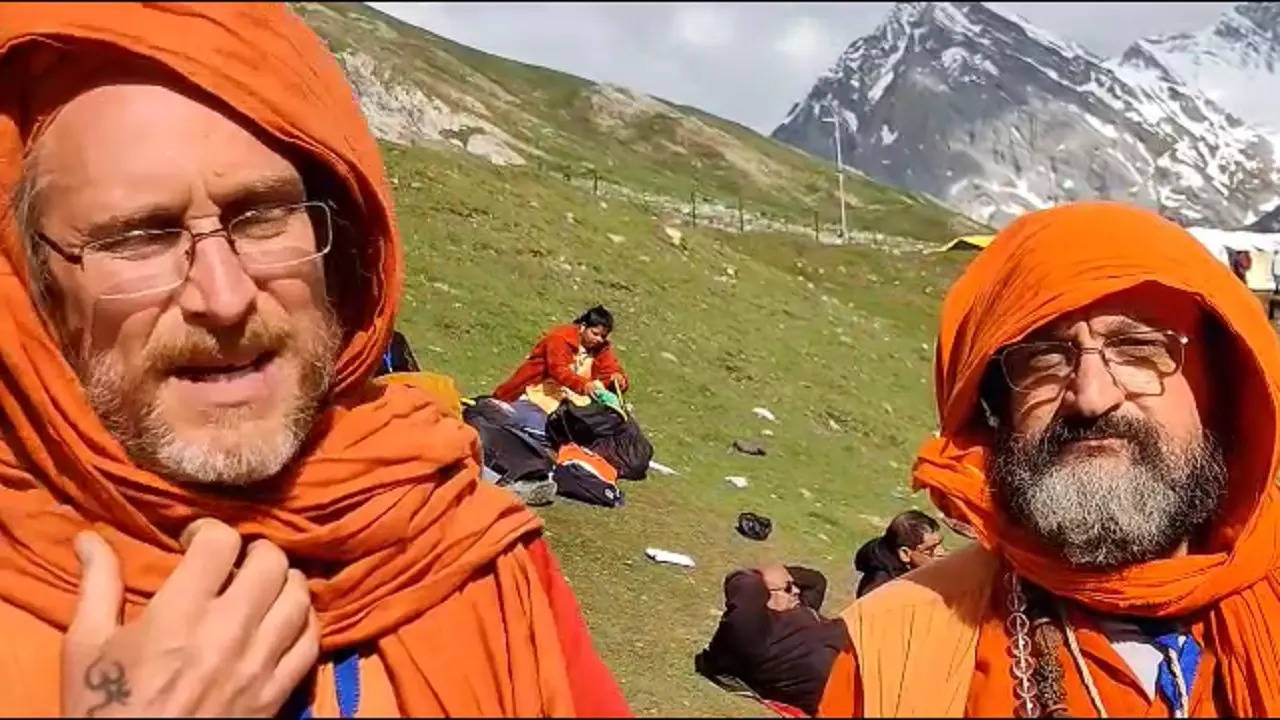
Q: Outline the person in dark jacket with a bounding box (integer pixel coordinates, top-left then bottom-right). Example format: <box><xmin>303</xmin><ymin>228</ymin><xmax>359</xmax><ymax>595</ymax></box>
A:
<box><xmin>695</xmin><ymin>565</ymin><xmax>847</xmax><ymax>715</ymax></box>
<box><xmin>853</xmin><ymin>510</ymin><xmax>945</xmax><ymax>598</ymax></box>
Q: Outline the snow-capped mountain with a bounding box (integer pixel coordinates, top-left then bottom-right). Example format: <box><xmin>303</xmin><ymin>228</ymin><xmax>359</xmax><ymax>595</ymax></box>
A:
<box><xmin>1122</xmin><ymin>3</ymin><xmax>1280</xmax><ymax>148</ymax></box>
<box><xmin>1249</xmin><ymin>203</ymin><xmax>1280</xmax><ymax>232</ymax></box>
<box><xmin>770</xmin><ymin>2</ymin><xmax>1280</xmax><ymax>228</ymax></box>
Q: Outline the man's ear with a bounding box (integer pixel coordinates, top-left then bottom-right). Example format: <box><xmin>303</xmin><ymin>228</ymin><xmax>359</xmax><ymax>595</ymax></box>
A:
<box><xmin>897</xmin><ymin>546</ymin><xmax>912</xmax><ymax>565</ymax></box>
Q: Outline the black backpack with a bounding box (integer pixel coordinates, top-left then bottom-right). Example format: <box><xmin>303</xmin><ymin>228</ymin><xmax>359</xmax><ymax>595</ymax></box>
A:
<box><xmin>463</xmin><ymin>400</ymin><xmax>554</xmax><ymax>486</ymax></box>
<box><xmin>546</xmin><ymin>401</ymin><xmax>654</xmax><ymax>480</ymax></box>
<box><xmin>552</xmin><ymin>456</ymin><xmax>625</xmax><ymax>508</ymax></box>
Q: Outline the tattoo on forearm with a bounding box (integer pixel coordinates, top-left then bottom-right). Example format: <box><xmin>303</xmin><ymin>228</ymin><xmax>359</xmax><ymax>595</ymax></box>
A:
<box><xmin>84</xmin><ymin>657</ymin><xmax>130</xmax><ymax>717</ymax></box>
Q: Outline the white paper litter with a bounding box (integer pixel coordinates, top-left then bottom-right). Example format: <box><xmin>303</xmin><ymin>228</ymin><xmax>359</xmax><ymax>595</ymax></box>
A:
<box><xmin>645</xmin><ymin>547</ymin><xmax>696</xmax><ymax>568</ymax></box>
<box><xmin>648</xmin><ymin>460</ymin><xmax>679</xmax><ymax>476</ymax></box>
<box><xmin>724</xmin><ymin>475</ymin><xmax>749</xmax><ymax>488</ymax></box>
<box><xmin>752</xmin><ymin>407</ymin><xmax>778</xmax><ymax>423</ymax></box>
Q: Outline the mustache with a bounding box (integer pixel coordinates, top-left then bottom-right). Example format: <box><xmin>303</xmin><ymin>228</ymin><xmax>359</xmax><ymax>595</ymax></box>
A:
<box><xmin>143</xmin><ymin>313</ymin><xmax>294</xmax><ymax>375</ymax></box>
<box><xmin>1031</xmin><ymin>413</ymin><xmax>1162</xmax><ymax>456</ymax></box>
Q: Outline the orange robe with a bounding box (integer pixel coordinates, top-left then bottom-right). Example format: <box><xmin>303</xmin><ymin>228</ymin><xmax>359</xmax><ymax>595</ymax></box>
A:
<box><xmin>821</xmin><ymin>202</ymin><xmax>1280</xmax><ymax>717</ymax></box>
<box><xmin>494</xmin><ymin>324</ymin><xmax>630</xmax><ymax>402</ymax></box>
<box><xmin>818</xmin><ymin>569</ymin><xmax>1230</xmax><ymax>717</ymax></box>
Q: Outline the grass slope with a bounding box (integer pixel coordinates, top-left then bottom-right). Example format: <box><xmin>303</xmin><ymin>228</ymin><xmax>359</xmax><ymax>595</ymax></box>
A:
<box><xmin>385</xmin><ymin>142</ymin><xmax>971</xmax><ymax>715</ymax></box>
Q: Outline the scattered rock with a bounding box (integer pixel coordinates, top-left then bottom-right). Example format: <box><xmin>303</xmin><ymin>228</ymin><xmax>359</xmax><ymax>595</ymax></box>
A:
<box><xmin>565</xmin><ymin>212</ymin><xmax>577</xmax><ymax>224</ymax></box>
<box><xmin>799</xmin><ymin>488</ymin><xmax>814</xmax><ymax>500</ymax></box>
<box><xmin>732</xmin><ymin>439</ymin><xmax>768</xmax><ymax>457</ymax></box>
<box><xmin>725</xmin><ymin>476</ymin><xmax>749</xmax><ymax>489</ymax></box>
<box><xmin>859</xmin><ymin>513</ymin><xmax>887</xmax><ymax>528</ymax></box>
<box><xmin>645</xmin><ymin>547</ymin><xmax>695</xmax><ymax>568</ymax></box>
<box><xmin>752</xmin><ymin>407</ymin><xmax>778</xmax><ymax>423</ymax></box>
<box><xmin>760</xmin><ymin>429</ymin><xmax>775</xmax><ymax>437</ymax></box>
<box><xmin>660</xmin><ymin>351</ymin><xmax>679</xmax><ymax>363</ymax></box>
<box><xmin>607</xmin><ymin>233</ymin><xmax>626</xmax><ymax>244</ymax></box>
<box><xmin>599</xmin><ymin>201</ymin><xmax>609</xmax><ymax>210</ymax></box>
<box><xmin>663</xmin><ymin>226</ymin><xmax>684</xmax><ymax>247</ymax></box>
<box><xmin>648</xmin><ymin>460</ymin><xmax>679</xmax><ymax>476</ymax></box>
<box><xmin>725</xmin><ymin>266</ymin><xmax>737</xmax><ymax>277</ymax></box>
<box><xmin>827</xmin><ymin>418</ymin><xmax>842</xmax><ymax>432</ymax></box>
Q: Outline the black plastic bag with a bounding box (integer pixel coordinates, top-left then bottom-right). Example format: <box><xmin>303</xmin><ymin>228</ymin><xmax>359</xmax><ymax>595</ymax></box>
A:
<box><xmin>736</xmin><ymin>512</ymin><xmax>772</xmax><ymax>541</ymax></box>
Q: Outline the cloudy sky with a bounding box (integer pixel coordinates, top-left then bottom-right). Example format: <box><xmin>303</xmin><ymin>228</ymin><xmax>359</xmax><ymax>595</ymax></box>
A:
<box><xmin>370</xmin><ymin>2</ymin><xmax>1232</xmax><ymax>135</ymax></box>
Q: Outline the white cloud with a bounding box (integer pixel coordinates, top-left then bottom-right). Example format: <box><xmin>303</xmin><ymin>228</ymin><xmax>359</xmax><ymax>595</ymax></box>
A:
<box><xmin>670</xmin><ymin>4</ymin><xmax>735</xmax><ymax>49</ymax></box>
<box><xmin>774</xmin><ymin>16</ymin><xmax>829</xmax><ymax>64</ymax></box>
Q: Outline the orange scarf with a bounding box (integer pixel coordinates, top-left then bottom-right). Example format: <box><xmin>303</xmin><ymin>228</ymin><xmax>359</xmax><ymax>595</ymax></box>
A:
<box><xmin>913</xmin><ymin>202</ymin><xmax>1280</xmax><ymax>715</ymax></box>
<box><xmin>0</xmin><ymin>4</ymin><xmax>575</xmax><ymax>715</ymax></box>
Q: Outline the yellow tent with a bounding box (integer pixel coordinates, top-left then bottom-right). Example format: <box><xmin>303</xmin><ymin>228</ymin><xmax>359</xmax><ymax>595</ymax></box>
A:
<box><xmin>925</xmin><ymin>234</ymin><xmax>995</xmax><ymax>254</ymax></box>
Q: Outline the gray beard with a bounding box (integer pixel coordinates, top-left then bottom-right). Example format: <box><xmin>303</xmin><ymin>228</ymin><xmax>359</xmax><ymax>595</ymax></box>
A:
<box><xmin>72</xmin><ymin>312</ymin><xmax>340</xmax><ymax>488</ymax></box>
<box><xmin>990</xmin><ymin>413</ymin><xmax>1226</xmax><ymax>570</ymax></box>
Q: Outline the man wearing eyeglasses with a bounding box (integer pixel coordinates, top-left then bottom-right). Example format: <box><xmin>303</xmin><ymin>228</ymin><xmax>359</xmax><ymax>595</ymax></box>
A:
<box><xmin>818</xmin><ymin>202</ymin><xmax>1280</xmax><ymax>717</ymax></box>
<box><xmin>853</xmin><ymin>510</ymin><xmax>945</xmax><ymax>599</ymax></box>
<box><xmin>0</xmin><ymin>4</ymin><xmax>627</xmax><ymax>717</ymax></box>
<box><xmin>696</xmin><ymin>564</ymin><xmax>847</xmax><ymax>715</ymax></box>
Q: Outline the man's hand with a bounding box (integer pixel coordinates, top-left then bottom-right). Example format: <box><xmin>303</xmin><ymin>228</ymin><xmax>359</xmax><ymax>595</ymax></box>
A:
<box><xmin>607</xmin><ymin>374</ymin><xmax>626</xmax><ymax>392</ymax></box>
<box><xmin>61</xmin><ymin>519</ymin><xmax>320</xmax><ymax>717</ymax></box>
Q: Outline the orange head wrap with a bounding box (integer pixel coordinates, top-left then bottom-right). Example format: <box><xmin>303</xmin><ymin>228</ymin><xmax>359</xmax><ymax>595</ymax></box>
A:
<box><xmin>0</xmin><ymin>4</ymin><xmax>574</xmax><ymax>715</ymax></box>
<box><xmin>914</xmin><ymin>201</ymin><xmax>1280</xmax><ymax>715</ymax></box>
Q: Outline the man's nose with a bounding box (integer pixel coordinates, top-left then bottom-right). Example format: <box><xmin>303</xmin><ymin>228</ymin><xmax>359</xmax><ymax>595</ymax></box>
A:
<box><xmin>1062</xmin><ymin>350</ymin><xmax>1125</xmax><ymax>418</ymax></box>
<box><xmin>176</xmin><ymin>234</ymin><xmax>257</xmax><ymax>327</ymax></box>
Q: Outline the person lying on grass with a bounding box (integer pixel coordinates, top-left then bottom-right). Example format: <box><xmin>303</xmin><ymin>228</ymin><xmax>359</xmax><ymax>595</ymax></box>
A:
<box><xmin>696</xmin><ymin>565</ymin><xmax>847</xmax><ymax>716</ymax></box>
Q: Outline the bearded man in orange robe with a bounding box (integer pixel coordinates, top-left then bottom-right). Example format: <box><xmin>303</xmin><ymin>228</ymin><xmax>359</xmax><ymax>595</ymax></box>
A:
<box><xmin>0</xmin><ymin>3</ymin><xmax>628</xmax><ymax>716</ymax></box>
<box><xmin>820</xmin><ymin>202</ymin><xmax>1280</xmax><ymax>717</ymax></box>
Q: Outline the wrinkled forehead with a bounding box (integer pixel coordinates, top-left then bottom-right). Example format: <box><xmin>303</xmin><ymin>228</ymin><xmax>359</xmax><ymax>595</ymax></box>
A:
<box><xmin>33</xmin><ymin>83</ymin><xmax>304</xmax><ymax>228</ymax></box>
<box><xmin>1024</xmin><ymin>283</ymin><xmax>1207</xmax><ymax>342</ymax></box>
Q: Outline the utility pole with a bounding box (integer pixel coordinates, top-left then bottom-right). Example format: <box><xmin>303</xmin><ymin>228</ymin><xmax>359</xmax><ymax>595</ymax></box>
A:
<box><xmin>818</xmin><ymin>101</ymin><xmax>848</xmax><ymax>240</ymax></box>
<box><xmin>737</xmin><ymin>194</ymin><xmax>744</xmax><ymax>233</ymax></box>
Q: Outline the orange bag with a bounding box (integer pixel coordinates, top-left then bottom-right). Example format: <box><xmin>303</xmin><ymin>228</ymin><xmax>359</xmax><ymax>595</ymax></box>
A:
<box><xmin>553</xmin><ymin>445</ymin><xmax>623</xmax><ymax>507</ymax></box>
<box><xmin>556</xmin><ymin>445</ymin><xmax>618</xmax><ymax>485</ymax></box>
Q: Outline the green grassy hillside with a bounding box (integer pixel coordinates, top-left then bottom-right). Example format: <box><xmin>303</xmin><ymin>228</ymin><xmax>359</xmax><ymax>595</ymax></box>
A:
<box><xmin>294</xmin><ymin>3</ymin><xmax>983</xmax><ymax>715</ymax></box>
<box><xmin>385</xmin><ymin>143</ymin><xmax>970</xmax><ymax>715</ymax></box>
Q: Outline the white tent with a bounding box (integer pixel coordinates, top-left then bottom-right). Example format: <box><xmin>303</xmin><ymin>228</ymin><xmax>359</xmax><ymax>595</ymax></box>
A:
<box><xmin>1186</xmin><ymin>227</ymin><xmax>1280</xmax><ymax>293</ymax></box>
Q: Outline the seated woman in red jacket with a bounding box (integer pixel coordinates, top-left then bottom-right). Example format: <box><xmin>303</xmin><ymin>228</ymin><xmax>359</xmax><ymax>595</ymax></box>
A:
<box><xmin>493</xmin><ymin>306</ymin><xmax>630</xmax><ymax>433</ymax></box>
